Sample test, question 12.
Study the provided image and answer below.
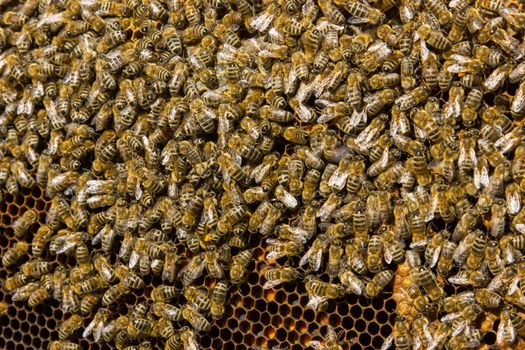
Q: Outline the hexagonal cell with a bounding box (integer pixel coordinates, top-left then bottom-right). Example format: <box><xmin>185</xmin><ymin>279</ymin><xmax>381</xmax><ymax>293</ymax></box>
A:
<box><xmin>355</xmin><ymin>319</ymin><xmax>367</xmax><ymax>332</ymax></box>
<box><xmin>367</xmin><ymin>321</ymin><xmax>380</xmax><ymax>335</ymax></box>
<box><xmin>268</xmin><ymin>312</ymin><xmax>282</xmax><ymax>329</ymax></box>
<box><xmin>363</xmin><ymin>307</ymin><xmax>375</xmax><ymax>321</ymax></box>
<box><xmin>239</xmin><ymin>320</ymin><xmax>251</xmax><ymax>333</ymax></box>
<box><xmin>350</xmin><ymin>305</ymin><xmax>362</xmax><ymax>318</ymax></box>
<box><xmin>263</xmin><ymin>325</ymin><xmax>276</xmax><ymax>340</ymax></box>
<box><xmin>242</xmin><ymin>296</ymin><xmax>254</xmax><ymax>310</ymax></box>
<box><xmin>303</xmin><ymin>309</ymin><xmax>315</xmax><ymax>322</ymax></box>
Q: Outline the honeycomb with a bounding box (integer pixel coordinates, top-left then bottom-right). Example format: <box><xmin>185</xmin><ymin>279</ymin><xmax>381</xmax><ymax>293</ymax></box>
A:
<box><xmin>0</xmin><ymin>187</ymin><xmax>396</xmax><ymax>350</ymax></box>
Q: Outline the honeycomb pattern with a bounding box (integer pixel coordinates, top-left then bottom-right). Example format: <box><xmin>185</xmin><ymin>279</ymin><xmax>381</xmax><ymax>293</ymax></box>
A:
<box><xmin>0</xmin><ymin>187</ymin><xmax>108</xmax><ymax>350</ymax></box>
<box><xmin>0</xmin><ymin>187</ymin><xmax>399</xmax><ymax>349</ymax></box>
<box><xmin>206</xmin><ymin>246</ymin><xmax>396</xmax><ymax>350</ymax></box>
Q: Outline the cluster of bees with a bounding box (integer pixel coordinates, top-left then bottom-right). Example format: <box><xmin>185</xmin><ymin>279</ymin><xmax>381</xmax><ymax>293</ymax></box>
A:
<box><xmin>0</xmin><ymin>0</ymin><xmax>525</xmax><ymax>349</ymax></box>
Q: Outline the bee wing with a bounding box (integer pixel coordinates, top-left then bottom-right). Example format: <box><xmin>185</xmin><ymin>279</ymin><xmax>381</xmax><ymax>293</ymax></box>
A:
<box><xmin>129</xmin><ymin>250</ymin><xmax>140</xmax><ymax>269</ymax></box>
<box><xmin>448</xmin><ymin>273</ymin><xmax>470</xmax><ymax>286</ymax></box>
<box><xmin>278</xmin><ymin>188</ymin><xmax>298</xmax><ymax>209</ymax></box>
<box><xmin>162</xmin><ymin>263</ymin><xmax>176</xmax><ymax>283</ymax></box>
<box><xmin>299</xmin><ymin>248</ymin><xmax>312</xmax><ymax>267</ymax></box>
<box><xmin>514</xmin><ymin>224</ymin><xmax>525</xmax><ymax>235</ymax></box>
<box><xmin>94</xmin><ymin>320</ymin><xmax>104</xmax><ymax>342</ymax></box>
<box><xmin>384</xmin><ymin>245</ymin><xmax>393</xmax><ymax>264</ymax></box>
<box><xmin>506</xmin><ymin>190</ymin><xmax>521</xmax><ymax>215</ymax></box>
<box><xmin>428</xmin><ymin>246</ymin><xmax>442</xmax><ymax>268</ymax></box>
<box><xmin>473</xmin><ymin>161</ymin><xmax>489</xmax><ymax>189</ymax></box>
<box><xmin>483</xmin><ymin>67</ymin><xmax>508</xmax><ymax>91</ymax></box>
<box><xmin>295</xmin><ymin>101</ymin><xmax>314</xmax><ymax>123</ymax></box>
<box><xmin>328</xmin><ymin>168</ymin><xmax>349</xmax><ymax>192</ymax></box>
<box><xmin>346</xmin><ymin>16</ymin><xmax>371</xmax><ymax>24</ymax></box>
<box><xmin>185</xmin><ymin>336</ymin><xmax>200</xmax><ymax>350</ymax></box>
<box><xmin>311</xmin><ymin>248</ymin><xmax>323</xmax><ymax>271</ymax></box>
<box><xmin>135</xmin><ymin>181</ymin><xmax>143</xmax><ymax>200</ymax></box>
<box><xmin>263</xmin><ymin>279</ymin><xmax>286</xmax><ymax>290</ymax></box>
<box><xmin>422</xmin><ymin>324</ymin><xmax>434</xmax><ymax>346</ymax></box>
<box><xmin>507</xmin><ymin>276</ymin><xmax>520</xmax><ymax>296</ymax></box>
<box><xmin>409</xmin><ymin>238</ymin><xmax>428</xmax><ymax>249</ymax></box>
<box><xmin>248</xmin><ymin>12</ymin><xmax>274</xmax><ymax>32</ymax></box>
<box><xmin>380</xmin><ymin>334</ymin><xmax>394</xmax><ymax>350</ymax></box>
<box><xmin>266</xmin><ymin>251</ymin><xmax>285</xmax><ymax>260</ymax></box>
<box><xmin>414</xmin><ymin>124</ymin><xmax>427</xmax><ymax>141</ymax></box>
<box><xmin>420</xmin><ymin>40</ymin><xmax>429</xmax><ymax>61</ymax></box>
<box><xmin>511</xmin><ymin>82</ymin><xmax>525</xmax><ymax>114</ymax></box>
<box><xmin>83</xmin><ymin>317</ymin><xmax>96</xmax><ymax>338</ymax></box>
<box><xmin>306</xmin><ymin>295</ymin><xmax>327</xmax><ymax>311</ymax></box>
<box><xmin>451</xmin><ymin>320</ymin><xmax>468</xmax><ymax>337</ymax></box>
<box><xmin>412</xmin><ymin>335</ymin><xmax>421</xmax><ymax>350</ymax></box>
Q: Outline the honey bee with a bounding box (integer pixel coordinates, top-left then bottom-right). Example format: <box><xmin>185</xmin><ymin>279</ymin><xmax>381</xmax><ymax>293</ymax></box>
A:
<box><xmin>21</xmin><ymin>259</ymin><xmax>53</xmax><ymax>279</ymax></box>
<box><xmin>263</xmin><ymin>266</ymin><xmax>302</xmax><ymax>289</ymax></box>
<box><xmin>341</xmin><ymin>0</ymin><xmax>386</xmax><ymax>25</ymax></box>
<box><xmin>13</xmin><ymin>208</ymin><xmax>39</xmax><ymax>238</ymax></box>
<box><xmin>178</xmin><ymin>254</ymin><xmax>205</xmax><ymax>287</ymax></box>
<box><xmin>209</xmin><ymin>280</ymin><xmax>229</xmax><ymax>320</ymax></box>
<box><xmin>339</xmin><ymin>269</ymin><xmax>365</xmax><ymax>296</ymax></box>
<box><xmin>364</xmin><ymin>270</ymin><xmax>394</xmax><ymax>298</ymax></box>
<box><xmin>59</xmin><ymin>314</ymin><xmax>83</xmax><ymax>340</ymax></box>
<box><xmin>305</xmin><ymin>275</ymin><xmax>346</xmax><ymax>310</ymax></box>
<box><xmin>181</xmin><ymin>304</ymin><xmax>211</xmax><ymax>333</ymax></box>
<box><xmin>49</xmin><ymin>341</ymin><xmax>82</xmax><ymax>350</ymax></box>
<box><xmin>2</xmin><ymin>241</ymin><xmax>29</xmax><ymax>267</ymax></box>
<box><xmin>230</xmin><ymin>249</ymin><xmax>252</xmax><ymax>284</ymax></box>
<box><xmin>93</xmin><ymin>254</ymin><xmax>116</xmax><ymax>282</ymax></box>
<box><xmin>149</xmin><ymin>302</ymin><xmax>183</xmax><ymax>322</ymax></box>
<box><xmin>266</xmin><ymin>238</ymin><xmax>305</xmax><ymax>261</ymax></box>
<box><xmin>102</xmin><ymin>283</ymin><xmax>130</xmax><ymax>306</ymax></box>
<box><xmin>418</xmin><ymin>267</ymin><xmax>444</xmax><ymax>301</ymax></box>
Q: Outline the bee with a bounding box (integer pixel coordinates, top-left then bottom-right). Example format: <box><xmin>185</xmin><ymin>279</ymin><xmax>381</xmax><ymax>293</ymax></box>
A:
<box><xmin>96</xmin><ymin>30</ymin><xmax>127</xmax><ymax>54</ymax></box>
<box><xmin>342</xmin><ymin>1</ymin><xmax>386</xmax><ymax>24</ymax></box>
<box><xmin>263</xmin><ymin>266</ymin><xmax>302</xmax><ymax>289</ymax></box>
<box><xmin>366</xmin><ymin>234</ymin><xmax>384</xmax><ymax>273</ymax></box>
<box><xmin>465</xmin><ymin>230</ymin><xmax>487</xmax><ymax>270</ymax></box>
<box><xmin>364</xmin><ymin>270</ymin><xmax>394</xmax><ymax>298</ymax></box>
<box><xmin>179</xmin><ymin>254</ymin><xmax>205</xmax><ymax>287</ymax></box>
<box><xmin>217</xmin><ymin>204</ymin><xmax>248</xmax><ymax>234</ymax></box>
<box><xmin>150</xmin><ymin>302</ymin><xmax>184</xmax><ymax>322</ymax></box>
<box><xmin>418</xmin><ymin>267</ymin><xmax>444</xmax><ymax>301</ymax></box>
<box><xmin>381</xmin><ymin>227</ymin><xmax>405</xmax><ymax>264</ymax></box>
<box><xmin>393</xmin><ymin>316</ymin><xmax>412</xmax><ymax>350</ymax></box>
<box><xmin>305</xmin><ymin>275</ymin><xmax>346</xmax><ymax>310</ymax></box>
<box><xmin>259</xmin><ymin>201</ymin><xmax>285</xmax><ymax>236</ymax></box>
<box><xmin>80</xmin><ymin>294</ymin><xmax>101</xmax><ymax>315</ymax></box>
<box><xmin>2</xmin><ymin>241</ymin><xmax>29</xmax><ymax>267</ymax></box>
<box><xmin>28</xmin><ymin>285</ymin><xmax>52</xmax><ymax>307</ymax></box>
<box><xmin>266</xmin><ymin>238</ymin><xmax>304</xmax><ymax>261</ymax></box>
<box><xmin>93</xmin><ymin>254</ymin><xmax>116</xmax><ymax>282</ymax></box>
<box><xmin>182</xmin><ymin>304</ymin><xmax>211</xmax><ymax>333</ymax></box>
<box><xmin>21</xmin><ymin>259</ymin><xmax>53</xmax><ymax>279</ymax></box>
<box><xmin>183</xmin><ymin>286</ymin><xmax>211</xmax><ymax>312</ymax></box>
<box><xmin>59</xmin><ymin>314</ymin><xmax>83</xmax><ymax>340</ymax></box>
<box><xmin>437</xmin><ymin>240</ymin><xmax>457</xmax><ymax>277</ymax></box>
<box><xmin>230</xmin><ymin>249</ymin><xmax>252</xmax><ymax>284</ymax></box>
<box><xmin>49</xmin><ymin>341</ymin><xmax>82</xmax><ymax>350</ymax></box>
<box><xmin>102</xmin><ymin>283</ymin><xmax>130</xmax><ymax>306</ymax></box>
<box><xmin>210</xmin><ymin>280</ymin><xmax>228</xmax><ymax>320</ymax></box>
<box><xmin>475</xmin><ymin>288</ymin><xmax>503</xmax><ymax>309</ymax></box>
<box><xmin>339</xmin><ymin>269</ymin><xmax>365</xmax><ymax>296</ymax></box>
<box><xmin>511</xmin><ymin>80</ymin><xmax>525</xmax><ymax>119</ymax></box>
<box><xmin>13</xmin><ymin>208</ymin><xmax>39</xmax><ymax>238</ymax></box>
<box><xmin>1</xmin><ymin>11</ymin><xmax>28</xmax><ymax>29</ymax></box>
<box><xmin>300</xmin><ymin>234</ymin><xmax>329</xmax><ymax>272</ymax></box>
